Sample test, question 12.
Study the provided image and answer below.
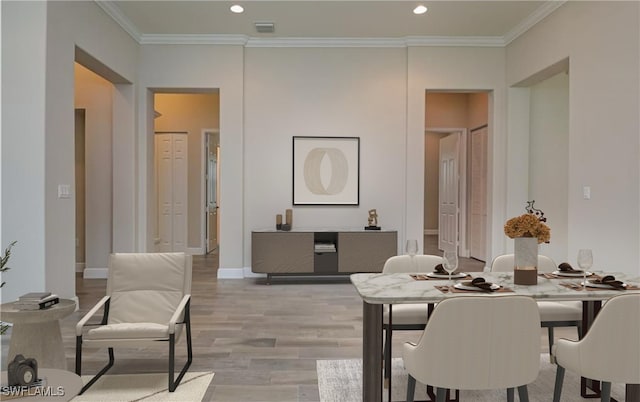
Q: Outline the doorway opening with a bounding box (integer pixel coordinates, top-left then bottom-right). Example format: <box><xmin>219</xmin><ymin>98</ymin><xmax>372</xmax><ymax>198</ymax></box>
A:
<box><xmin>424</xmin><ymin>91</ymin><xmax>490</xmax><ymax>267</ymax></box>
<box><xmin>73</xmin><ymin>61</ymin><xmax>116</xmax><ymax>279</ymax></box>
<box><xmin>152</xmin><ymin>92</ymin><xmax>220</xmax><ymax>263</ymax></box>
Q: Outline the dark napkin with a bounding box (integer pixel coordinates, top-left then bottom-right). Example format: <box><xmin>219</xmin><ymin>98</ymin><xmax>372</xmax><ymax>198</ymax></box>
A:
<box><xmin>558</xmin><ymin>262</ymin><xmax>583</xmax><ymax>274</ymax></box>
<box><xmin>433</xmin><ymin>264</ymin><xmax>446</xmax><ymax>274</ymax></box>
<box><xmin>462</xmin><ymin>277</ymin><xmax>497</xmax><ymax>292</ymax></box>
<box><xmin>591</xmin><ymin>275</ymin><xmax>626</xmax><ymax>289</ymax></box>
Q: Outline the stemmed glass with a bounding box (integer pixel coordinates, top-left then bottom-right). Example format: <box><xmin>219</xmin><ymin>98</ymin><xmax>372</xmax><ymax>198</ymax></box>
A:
<box><xmin>442</xmin><ymin>250</ymin><xmax>459</xmax><ymax>287</ymax></box>
<box><xmin>577</xmin><ymin>249</ymin><xmax>593</xmax><ymax>290</ymax></box>
<box><xmin>405</xmin><ymin>240</ymin><xmax>418</xmax><ymax>257</ymax></box>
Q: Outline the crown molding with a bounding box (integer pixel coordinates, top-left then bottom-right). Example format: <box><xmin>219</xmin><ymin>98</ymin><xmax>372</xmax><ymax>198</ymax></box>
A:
<box><xmin>95</xmin><ymin>1</ymin><xmax>141</xmax><ymax>43</ymax></box>
<box><xmin>246</xmin><ymin>37</ymin><xmax>407</xmax><ymax>48</ymax></box>
<box><xmin>406</xmin><ymin>36</ymin><xmax>504</xmax><ymax>47</ymax></box>
<box><xmin>503</xmin><ymin>1</ymin><xmax>567</xmax><ymax>45</ymax></box>
<box><xmin>140</xmin><ymin>34</ymin><xmax>249</xmax><ymax>46</ymax></box>
<box><xmin>137</xmin><ymin>35</ymin><xmax>505</xmax><ymax>48</ymax></box>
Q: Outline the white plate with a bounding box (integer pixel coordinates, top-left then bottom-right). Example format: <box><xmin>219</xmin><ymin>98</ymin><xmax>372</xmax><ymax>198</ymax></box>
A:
<box><xmin>582</xmin><ymin>280</ymin><xmax>627</xmax><ymax>289</ymax></box>
<box><xmin>553</xmin><ymin>270</ymin><xmax>591</xmax><ymax>277</ymax></box>
<box><xmin>426</xmin><ymin>272</ymin><xmax>467</xmax><ymax>279</ymax></box>
<box><xmin>454</xmin><ymin>282</ymin><xmax>501</xmax><ymax>291</ymax></box>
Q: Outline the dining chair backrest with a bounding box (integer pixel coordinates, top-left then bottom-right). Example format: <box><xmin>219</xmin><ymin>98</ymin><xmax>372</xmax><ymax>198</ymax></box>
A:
<box><xmin>490</xmin><ymin>253</ymin><xmax>556</xmax><ymax>273</ymax></box>
<box><xmin>403</xmin><ymin>295</ymin><xmax>541</xmax><ymax>390</ymax></box>
<box><xmin>555</xmin><ymin>293</ymin><xmax>640</xmax><ymax>383</ymax></box>
<box><xmin>382</xmin><ymin>254</ymin><xmax>443</xmax><ymax>273</ymax></box>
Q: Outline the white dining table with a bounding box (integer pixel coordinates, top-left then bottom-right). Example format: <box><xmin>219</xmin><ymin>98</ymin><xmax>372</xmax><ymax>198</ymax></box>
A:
<box><xmin>350</xmin><ymin>270</ymin><xmax>640</xmax><ymax>402</ymax></box>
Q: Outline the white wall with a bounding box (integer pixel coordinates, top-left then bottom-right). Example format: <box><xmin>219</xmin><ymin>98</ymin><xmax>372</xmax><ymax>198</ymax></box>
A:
<box><xmin>243</xmin><ymin>47</ymin><xmax>408</xmax><ymax>263</ymax></box>
<box><xmin>1</xmin><ymin>1</ymin><xmax>138</xmax><ymax>302</ymax></box>
<box><xmin>507</xmin><ymin>1</ymin><xmax>640</xmax><ymax>273</ymax></box>
<box><xmin>137</xmin><ymin>44</ymin><xmax>245</xmax><ymax>272</ymax></box>
<box><xmin>1</xmin><ymin>1</ymin><xmax>47</xmax><ymax>301</ymax></box>
<box><xmin>529</xmin><ymin>72</ymin><xmax>569</xmax><ymax>264</ymax></box>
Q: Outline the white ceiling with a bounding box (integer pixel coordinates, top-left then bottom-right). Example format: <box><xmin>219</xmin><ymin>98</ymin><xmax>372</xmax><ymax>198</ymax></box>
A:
<box><xmin>102</xmin><ymin>1</ymin><xmax>560</xmax><ymax>44</ymax></box>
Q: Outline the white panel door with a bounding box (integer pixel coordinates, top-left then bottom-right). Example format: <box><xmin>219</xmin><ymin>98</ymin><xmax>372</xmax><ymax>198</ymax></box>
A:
<box><xmin>469</xmin><ymin>126</ymin><xmax>488</xmax><ymax>261</ymax></box>
<box><xmin>171</xmin><ymin>135</ymin><xmax>188</xmax><ymax>252</ymax></box>
<box><xmin>438</xmin><ymin>133</ymin><xmax>460</xmax><ymax>252</ymax></box>
<box><xmin>155</xmin><ymin>133</ymin><xmax>188</xmax><ymax>252</ymax></box>
<box><xmin>157</xmin><ymin>135</ymin><xmax>172</xmax><ymax>252</ymax></box>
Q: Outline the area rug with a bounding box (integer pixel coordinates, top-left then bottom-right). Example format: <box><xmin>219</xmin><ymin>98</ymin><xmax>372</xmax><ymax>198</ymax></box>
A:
<box><xmin>72</xmin><ymin>372</ymin><xmax>214</xmax><ymax>401</ymax></box>
<box><xmin>317</xmin><ymin>355</ymin><xmax>625</xmax><ymax>402</ymax></box>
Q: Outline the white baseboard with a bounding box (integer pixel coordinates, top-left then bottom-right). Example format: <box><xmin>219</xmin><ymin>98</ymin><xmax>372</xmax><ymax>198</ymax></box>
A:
<box><xmin>84</xmin><ymin>268</ymin><xmax>108</xmax><ymax>279</ymax></box>
<box><xmin>217</xmin><ymin>267</ymin><xmax>245</xmax><ymax>279</ymax></box>
<box><xmin>243</xmin><ymin>267</ymin><xmax>266</xmax><ymax>278</ymax></box>
<box><xmin>187</xmin><ymin>247</ymin><xmax>204</xmax><ymax>255</ymax></box>
<box><xmin>423</xmin><ymin>229</ymin><xmax>438</xmax><ymax>235</ymax></box>
<box><xmin>76</xmin><ymin>262</ymin><xmax>86</xmax><ymax>273</ymax></box>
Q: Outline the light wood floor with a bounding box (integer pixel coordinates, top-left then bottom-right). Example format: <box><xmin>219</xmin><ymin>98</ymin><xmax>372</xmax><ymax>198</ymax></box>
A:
<box><xmin>1</xmin><ymin>245</ymin><xmax>576</xmax><ymax>402</ymax></box>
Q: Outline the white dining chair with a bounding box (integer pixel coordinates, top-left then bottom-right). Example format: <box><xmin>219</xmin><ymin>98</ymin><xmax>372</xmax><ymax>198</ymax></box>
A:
<box><xmin>382</xmin><ymin>255</ymin><xmax>443</xmax><ymax>389</ymax></box>
<box><xmin>552</xmin><ymin>293</ymin><xmax>640</xmax><ymax>402</ymax></box>
<box><xmin>403</xmin><ymin>295</ymin><xmax>541</xmax><ymax>402</ymax></box>
<box><xmin>491</xmin><ymin>254</ymin><xmax>582</xmax><ymax>360</ymax></box>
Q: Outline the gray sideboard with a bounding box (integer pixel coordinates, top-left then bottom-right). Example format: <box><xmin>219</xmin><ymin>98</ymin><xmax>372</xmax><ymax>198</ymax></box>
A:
<box><xmin>251</xmin><ymin>230</ymin><xmax>397</xmax><ymax>282</ymax></box>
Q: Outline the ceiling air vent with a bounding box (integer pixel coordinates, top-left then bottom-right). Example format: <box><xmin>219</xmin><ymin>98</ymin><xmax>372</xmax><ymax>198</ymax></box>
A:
<box><xmin>255</xmin><ymin>22</ymin><xmax>275</xmax><ymax>33</ymax></box>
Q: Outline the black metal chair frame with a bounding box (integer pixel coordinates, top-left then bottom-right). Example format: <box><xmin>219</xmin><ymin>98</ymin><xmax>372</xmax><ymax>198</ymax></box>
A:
<box><xmin>75</xmin><ymin>298</ymin><xmax>193</xmax><ymax>394</ymax></box>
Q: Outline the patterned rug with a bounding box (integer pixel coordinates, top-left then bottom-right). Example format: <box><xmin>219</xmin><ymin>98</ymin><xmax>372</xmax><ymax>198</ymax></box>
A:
<box><xmin>72</xmin><ymin>372</ymin><xmax>213</xmax><ymax>401</ymax></box>
<box><xmin>317</xmin><ymin>355</ymin><xmax>625</xmax><ymax>402</ymax></box>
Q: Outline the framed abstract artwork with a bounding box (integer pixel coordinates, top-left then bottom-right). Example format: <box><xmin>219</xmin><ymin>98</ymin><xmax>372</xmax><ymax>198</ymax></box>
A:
<box><xmin>292</xmin><ymin>136</ymin><xmax>360</xmax><ymax>205</ymax></box>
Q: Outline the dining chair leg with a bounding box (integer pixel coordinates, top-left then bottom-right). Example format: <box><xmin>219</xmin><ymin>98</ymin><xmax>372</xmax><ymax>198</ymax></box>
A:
<box><xmin>406</xmin><ymin>374</ymin><xmax>416</xmax><ymax>402</ymax></box>
<box><xmin>553</xmin><ymin>365</ymin><xmax>565</xmax><ymax>402</ymax></box>
<box><xmin>547</xmin><ymin>327</ymin><xmax>555</xmax><ymax>363</ymax></box>
<box><xmin>435</xmin><ymin>387</ymin><xmax>446</xmax><ymax>402</ymax></box>
<box><xmin>601</xmin><ymin>381</ymin><xmax>611</xmax><ymax>402</ymax></box>
<box><xmin>517</xmin><ymin>385</ymin><xmax>529</xmax><ymax>402</ymax></box>
<box><xmin>507</xmin><ymin>387</ymin><xmax>514</xmax><ymax>402</ymax></box>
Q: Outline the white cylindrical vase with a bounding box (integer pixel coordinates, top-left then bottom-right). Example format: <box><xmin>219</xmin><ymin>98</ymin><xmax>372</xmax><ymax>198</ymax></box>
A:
<box><xmin>514</xmin><ymin>236</ymin><xmax>538</xmax><ymax>285</ymax></box>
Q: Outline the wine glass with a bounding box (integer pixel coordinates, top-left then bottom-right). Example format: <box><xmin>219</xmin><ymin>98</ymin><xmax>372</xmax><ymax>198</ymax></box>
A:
<box><xmin>577</xmin><ymin>249</ymin><xmax>593</xmax><ymax>289</ymax></box>
<box><xmin>442</xmin><ymin>250</ymin><xmax>459</xmax><ymax>287</ymax></box>
<box><xmin>405</xmin><ymin>240</ymin><xmax>418</xmax><ymax>257</ymax></box>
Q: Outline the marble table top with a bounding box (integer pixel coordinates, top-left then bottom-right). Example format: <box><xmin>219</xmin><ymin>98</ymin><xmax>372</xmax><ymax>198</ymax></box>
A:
<box><xmin>350</xmin><ymin>271</ymin><xmax>640</xmax><ymax>304</ymax></box>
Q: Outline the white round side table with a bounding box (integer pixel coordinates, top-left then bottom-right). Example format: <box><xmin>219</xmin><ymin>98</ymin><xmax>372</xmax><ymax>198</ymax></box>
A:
<box><xmin>0</xmin><ymin>299</ymin><xmax>76</xmax><ymax>370</ymax></box>
<box><xmin>1</xmin><ymin>368</ymin><xmax>82</xmax><ymax>401</ymax></box>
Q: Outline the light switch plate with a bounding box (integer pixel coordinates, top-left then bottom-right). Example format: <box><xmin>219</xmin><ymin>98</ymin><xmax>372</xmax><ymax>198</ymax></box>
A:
<box><xmin>58</xmin><ymin>184</ymin><xmax>71</xmax><ymax>199</ymax></box>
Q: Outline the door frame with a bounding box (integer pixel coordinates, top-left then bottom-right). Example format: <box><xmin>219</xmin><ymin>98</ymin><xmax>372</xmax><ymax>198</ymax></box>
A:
<box><xmin>201</xmin><ymin>128</ymin><xmax>220</xmax><ymax>253</ymax></box>
<box><xmin>425</xmin><ymin>127</ymin><xmax>469</xmax><ymax>257</ymax></box>
<box><xmin>469</xmin><ymin>124</ymin><xmax>488</xmax><ymax>261</ymax></box>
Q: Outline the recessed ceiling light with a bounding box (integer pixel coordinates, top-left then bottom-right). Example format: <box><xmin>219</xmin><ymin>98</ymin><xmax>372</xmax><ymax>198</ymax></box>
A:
<box><xmin>413</xmin><ymin>5</ymin><xmax>428</xmax><ymax>15</ymax></box>
<box><xmin>230</xmin><ymin>4</ymin><xmax>244</xmax><ymax>13</ymax></box>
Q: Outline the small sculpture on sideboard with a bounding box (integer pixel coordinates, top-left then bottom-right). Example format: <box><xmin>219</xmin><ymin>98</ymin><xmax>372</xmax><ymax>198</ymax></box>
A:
<box><xmin>365</xmin><ymin>209</ymin><xmax>381</xmax><ymax>230</ymax></box>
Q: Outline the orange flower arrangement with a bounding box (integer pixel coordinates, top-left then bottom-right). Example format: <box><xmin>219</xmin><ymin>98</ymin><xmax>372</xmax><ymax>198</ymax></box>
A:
<box><xmin>504</xmin><ymin>201</ymin><xmax>551</xmax><ymax>244</ymax></box>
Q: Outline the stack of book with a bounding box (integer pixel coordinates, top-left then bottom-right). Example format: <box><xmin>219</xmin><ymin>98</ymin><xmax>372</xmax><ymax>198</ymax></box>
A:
<box><xmin>314</xmin><ymin>242</ymin><xmax>337</xmax><ymax>253</ymax></box>
<box><xmin>15</xmin><ymin>292</ymin><xmax>59</xmax><ymax>310</ymax></box>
